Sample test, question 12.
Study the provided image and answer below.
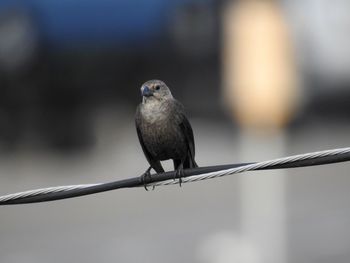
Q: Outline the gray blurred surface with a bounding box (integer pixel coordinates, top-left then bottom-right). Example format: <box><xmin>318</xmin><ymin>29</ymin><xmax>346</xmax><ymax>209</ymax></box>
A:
<box><xmin>0</xmin><ymin>110</ymin><xmax>349</xmax><ymax>263</ymax></box>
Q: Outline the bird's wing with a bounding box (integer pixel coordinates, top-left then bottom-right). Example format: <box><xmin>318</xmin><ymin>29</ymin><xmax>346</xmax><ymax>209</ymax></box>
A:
<box><xmin>173</xmin><ymin>100</ymin><xmax>197</xmax><ymax>165</ymax></box>
<box><xmin>179</xmin><ymin>116</ymin><xmax>196</xmax><ymax>158</ymax></box>
<box><xmin>135</xmin><ymin>106</ymin><xmax>154</xmax><ymax>165</ymax></box>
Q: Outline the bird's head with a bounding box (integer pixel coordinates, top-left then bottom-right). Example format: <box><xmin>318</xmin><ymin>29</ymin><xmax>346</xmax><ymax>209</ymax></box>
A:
<box><xmin>141</xmin><ymin>80</ymin><xmax>173</xmax><ymax>103</ymax></box>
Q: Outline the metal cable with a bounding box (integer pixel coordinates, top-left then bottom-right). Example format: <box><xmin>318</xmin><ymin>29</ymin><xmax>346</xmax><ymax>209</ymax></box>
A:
<box><xmin>0</xmin><ymin>147</ymin><xmax>350</xmax><ymax>205</ymax></box>
<box><xmin>151</xmin><ymin>147</ymin><xmax>350</xmax><ymax>186</ymax></box>
<box><xmin>0</xmin><ymin>184</ymin><xmax>101</xmax><ymax>203</ymax></box>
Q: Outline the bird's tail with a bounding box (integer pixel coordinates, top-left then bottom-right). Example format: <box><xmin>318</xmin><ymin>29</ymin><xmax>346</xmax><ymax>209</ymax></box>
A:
<box><xmin>185</xmin><ymin>153</ymin><xmax>198</xmax><ymax>169</ymax></box>
<box><xmin>192</xmin><ymin>160</ymin><xmax>198</xmax><ymax>168</ymax></box>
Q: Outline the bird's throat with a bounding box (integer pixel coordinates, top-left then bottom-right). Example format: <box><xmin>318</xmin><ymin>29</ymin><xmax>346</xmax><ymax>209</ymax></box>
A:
<box><xmin>141</xmin><ymin>99</ymin><xmax>168</xmax><ymax>123</ymax></box>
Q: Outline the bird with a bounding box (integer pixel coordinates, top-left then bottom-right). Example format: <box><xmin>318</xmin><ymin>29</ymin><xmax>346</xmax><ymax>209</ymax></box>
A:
<box><xmin>135</xmin><ymin>79</ymin><xmax>198</xmax><ymax>188</ymax></box>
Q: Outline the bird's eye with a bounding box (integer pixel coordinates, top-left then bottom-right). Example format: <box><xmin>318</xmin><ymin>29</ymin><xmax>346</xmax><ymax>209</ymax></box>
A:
<box><xmin>155</xmin><ymin>85</ymin><xmax>160</xmax><ymax>91</ymax></box>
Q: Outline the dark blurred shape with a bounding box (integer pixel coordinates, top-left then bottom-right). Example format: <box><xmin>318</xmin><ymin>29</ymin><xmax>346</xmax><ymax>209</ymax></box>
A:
<box><xmin>0</xmin><ymin>7</ymin><xmax>39</xmax><ymax>150</ymax></box>
<box><xmin>0</xmin><ymin>8</ymin><xmax>37</xmax><ymax>72</ymax></box>
<box><xmin>0</xmin><ymin>0</ymin><xmax>222</xmax><ymax>153</ymax></box>
<box><xmin>170</xmin><ymin>2</ymin><xmax>217</xmax><ymax>58</ymax></box>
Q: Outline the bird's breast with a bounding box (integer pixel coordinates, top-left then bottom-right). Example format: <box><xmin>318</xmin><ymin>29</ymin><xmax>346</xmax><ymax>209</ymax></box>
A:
<box><xmin>141</xmin><ymin>106</ymin><xmax>167</xmax><ymax>124</ymax></box>
<box><xmin>140</xmin><ymin>109</ymin><xmax>186</xmax><ymax>160</ymax></box>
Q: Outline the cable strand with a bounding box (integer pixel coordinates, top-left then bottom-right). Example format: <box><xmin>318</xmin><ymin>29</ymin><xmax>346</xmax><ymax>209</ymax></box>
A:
<box><xmin>0</xmin><ymin>147</ymin><xmax>350</xmax><ymax>205</ymax></box>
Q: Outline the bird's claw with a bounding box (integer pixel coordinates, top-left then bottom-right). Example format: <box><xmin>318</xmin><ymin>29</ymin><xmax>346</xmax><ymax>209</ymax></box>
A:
<box><xmin>141</xmin><ymin>167</ymin><xmax>154</xmax><ymax>191</ymax></box>
<box><xmin>175</xmin><ymin>165</ymin><xmax>184</xmax><ymax>187</ymax></box>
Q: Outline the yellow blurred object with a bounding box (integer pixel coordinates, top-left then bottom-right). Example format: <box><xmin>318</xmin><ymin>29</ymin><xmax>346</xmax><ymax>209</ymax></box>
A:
<box><xmin>222</xmin><ymin>0</ymin><xmax>299</xmax><ymax>130</ymax></box>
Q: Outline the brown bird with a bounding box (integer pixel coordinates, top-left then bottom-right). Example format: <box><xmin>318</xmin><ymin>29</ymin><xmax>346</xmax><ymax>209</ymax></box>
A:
<box><xmin>135</xmin><ymin>80</ymin><xmax>198</xmax><ymax>187</ymax></box>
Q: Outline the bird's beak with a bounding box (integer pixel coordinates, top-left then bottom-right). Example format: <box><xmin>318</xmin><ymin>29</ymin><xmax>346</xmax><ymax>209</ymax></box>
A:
<box><xmin>141</xmin><ymin>86</ymin><xmax>153</xmax><ymax>97</ymax></box>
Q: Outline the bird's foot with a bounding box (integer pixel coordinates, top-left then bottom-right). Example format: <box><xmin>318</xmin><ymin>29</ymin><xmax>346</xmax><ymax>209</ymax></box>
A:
<box><xmin>141</xmin><ymin>167</ymin><xmax>154</xmax><ymax>191</ymax></box>
<box><xmin>175</xmin><ymin>165</ymin><xmax>185</xmax><ymax>187</ymax></box>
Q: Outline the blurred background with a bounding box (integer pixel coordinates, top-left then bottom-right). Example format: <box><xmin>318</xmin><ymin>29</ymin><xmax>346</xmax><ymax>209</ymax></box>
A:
<box><xmin>0</xmin><ymin>0</ymin><xmax>350</xmax><ymax>262</ymax></box>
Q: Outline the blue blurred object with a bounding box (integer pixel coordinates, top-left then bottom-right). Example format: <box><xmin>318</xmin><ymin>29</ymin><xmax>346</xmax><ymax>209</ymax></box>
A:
<box><xmin>0</xmin><ymin>0</ymin><xmax>209</xmax><ymax>48</ymax></box>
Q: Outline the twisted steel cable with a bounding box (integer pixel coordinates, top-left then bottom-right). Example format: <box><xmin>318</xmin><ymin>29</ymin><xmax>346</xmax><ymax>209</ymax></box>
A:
<box><xmin>151</xmin><ymin>147</ymin><xmax>350</xmax><ymax>186</ymax></box>
<box><xmin>0</xmin><ymin>147</ymin><xmax>350</xmax><ymax>205</ymax></box>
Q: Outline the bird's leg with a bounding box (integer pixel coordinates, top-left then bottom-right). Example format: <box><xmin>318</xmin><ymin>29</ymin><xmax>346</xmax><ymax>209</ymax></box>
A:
<box><xmin>141</xmin><ymin>166</ymin><xmax>153</xmax><ymax>191</ymax></box>
<box><xmin>175</xmin><ymin>162</ymin><xmax>184</xmax><ymax>187</ymax></box>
